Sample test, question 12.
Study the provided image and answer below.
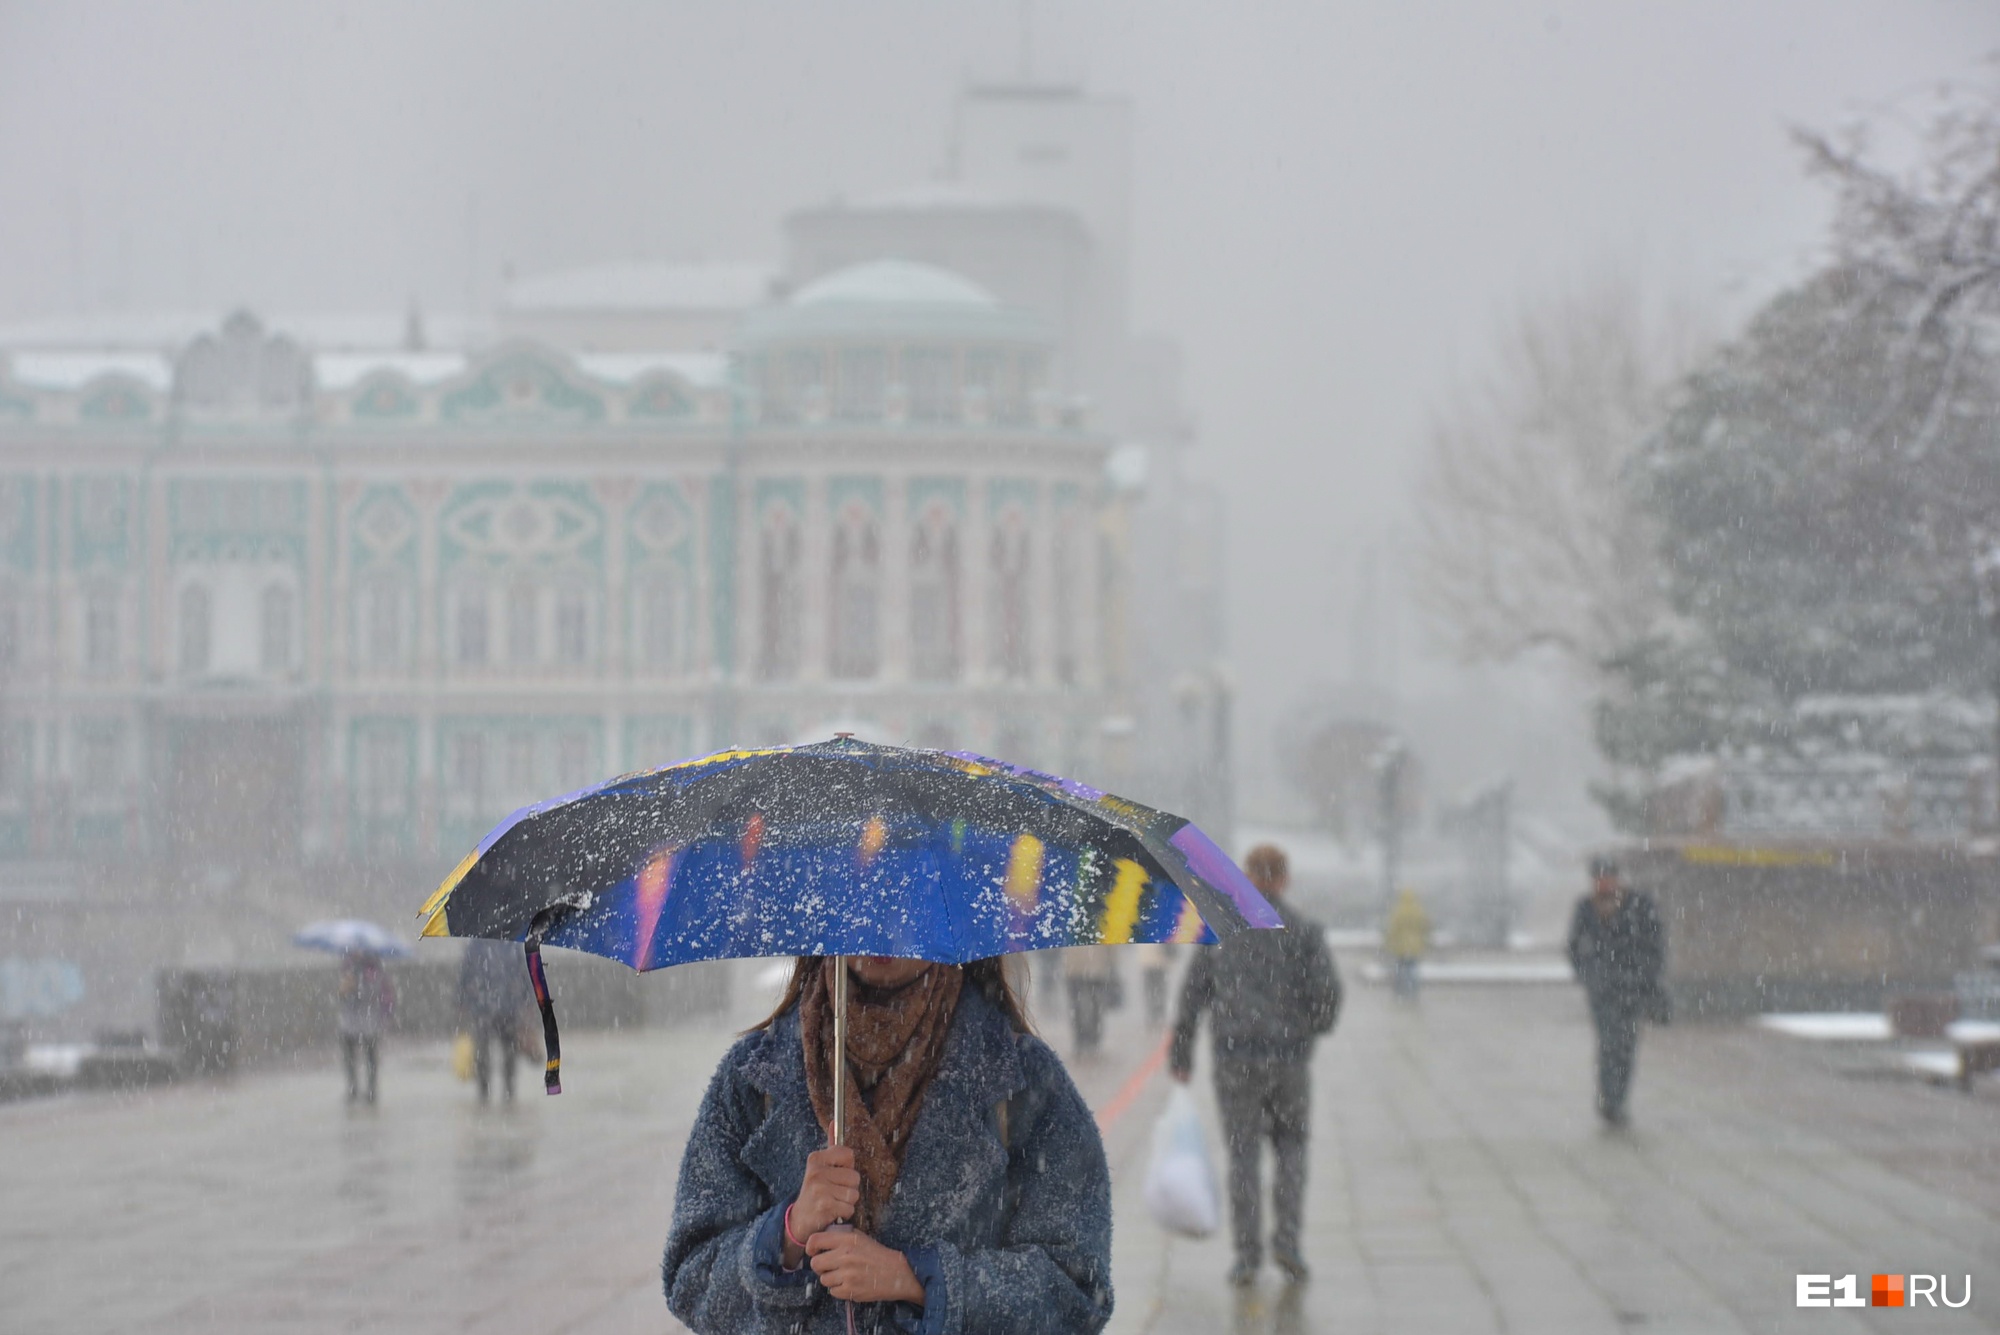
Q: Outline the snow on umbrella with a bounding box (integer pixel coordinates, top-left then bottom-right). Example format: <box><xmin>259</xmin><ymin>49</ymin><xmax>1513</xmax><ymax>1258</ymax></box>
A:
<box><xmin>416</xmin><ymin>735</ymin><xmax>1281</xmax><ymax>1106</ymax></box>
<box><xmin>294</xmin><ymin>919</ymin><xmax>412</xmax><ymax>959</ymax></box>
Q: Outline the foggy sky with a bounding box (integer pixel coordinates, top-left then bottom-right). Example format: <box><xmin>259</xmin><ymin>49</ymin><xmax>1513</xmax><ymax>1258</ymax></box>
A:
<box><xmin>1</xmin><ymin>0</ymin><xmax>1993</xmax><ymax>813</ymax></box>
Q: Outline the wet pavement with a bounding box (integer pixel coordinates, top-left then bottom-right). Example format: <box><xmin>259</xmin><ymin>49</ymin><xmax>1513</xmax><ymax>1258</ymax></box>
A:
<box><xmin>5</xmin><ymin>959</ymin><xmax>1997</xmax><ymax>1333</ymax></box>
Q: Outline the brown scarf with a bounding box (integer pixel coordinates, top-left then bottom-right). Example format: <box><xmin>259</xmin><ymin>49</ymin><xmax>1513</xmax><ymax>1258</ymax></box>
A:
<box><xmin>800</xmin><ymin>958</ymin><xmax>964</xmax><ymax>1233</ymax></box>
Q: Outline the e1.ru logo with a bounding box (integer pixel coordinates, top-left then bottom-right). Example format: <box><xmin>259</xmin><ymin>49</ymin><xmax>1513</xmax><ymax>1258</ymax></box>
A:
<box><xmin>1797</xmin><ymin>1274</ymin><xmax>1971</xmax><ymax>1309</ymax></box>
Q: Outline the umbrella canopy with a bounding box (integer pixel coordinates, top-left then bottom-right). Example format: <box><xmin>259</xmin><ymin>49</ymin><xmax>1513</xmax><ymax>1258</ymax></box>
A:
<box><xmin>295</xmin><ymin>919</ymin><xmax>411</xmax><ymax>959</ymax></box>
<box><xmin>417</xmin><ymin>737</ymin><xmax>1280</xmax><ymax>966</ymax></box>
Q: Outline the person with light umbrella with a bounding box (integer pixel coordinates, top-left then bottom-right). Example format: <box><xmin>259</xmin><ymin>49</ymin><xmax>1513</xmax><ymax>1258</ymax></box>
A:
<box><xmin>295</xmin><ymin>920</ymin><xmax>405</xmax><ymax>1106</ymax></box>
<box><xmin>414</xmin><ymin>738</ymin><xmax>1282</xmax><ymax>1333</ymax></box>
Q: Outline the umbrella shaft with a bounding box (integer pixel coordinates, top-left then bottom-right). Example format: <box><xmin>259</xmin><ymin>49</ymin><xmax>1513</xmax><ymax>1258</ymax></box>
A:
<box><xmin>831</xmin><ymin>955</ymin><xmax>848</xmax><ymax>1147</ymax></box>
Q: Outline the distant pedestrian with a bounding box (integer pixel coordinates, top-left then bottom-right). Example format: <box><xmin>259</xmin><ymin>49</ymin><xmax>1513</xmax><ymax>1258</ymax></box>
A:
<box><xmin>1383</xmin><ymin>887</ymin><xmax>1431</xmax><ymax>1000</ymax></box>
<box><xmin>336</xmin><ymin>950</ymin><xmax>395</xmax><ymax>1105</ymax></box>
<box><xmin>1063</xmin><ymin>945</ymin><xmax>1120</xmax><ymax>1057</ymax></box>
<box><xmin>1567</xmin><ymin>857</ymin><xmax>1665</xmax><ymax>1128</ymax></box>
<box><xmin>1170</xmin><ymin>844</ymin><xmax>1341</xmax><ymax>1287</ymax></box>
<box><xmin>1135</xmin><ymin>942</ymin><xmax>1171</xmax><ymax>1027</ymax></box>
<box><xmin>458</xmin><ymin>939</ymin><xmax>529</xmax><ymax>1103</ymax></box>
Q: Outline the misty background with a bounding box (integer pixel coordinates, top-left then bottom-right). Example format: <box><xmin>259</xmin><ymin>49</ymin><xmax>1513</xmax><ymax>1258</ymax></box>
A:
<box><xmin>0</xmin><ymin>0</ymin><xmax>1992</xmax><ymax>827</ymax></box>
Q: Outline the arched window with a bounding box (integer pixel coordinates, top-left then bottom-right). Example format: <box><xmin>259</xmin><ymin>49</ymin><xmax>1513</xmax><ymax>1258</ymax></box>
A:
<box><xmin>554</xmin><ymin>586</ymin><xmax>590</xmax><ymax>666</ymax></box>
<box><xmin>1052</xmin><ymin>509</ymin><xmax>1082</xmax><ymax>686</ymax></box>
<box><xmin>507</xmin><ymin>579</ymin><xmax>539</xmax><ymax>665</ymax></box>
<box><xmin>757</xmin><ymin>506</ymin><xmax>803</xmax><ymax>681</ymax></box>
<box><xmin>909</xmin><ymin>509</ymin><xmax>959</xmax><ymax>682</ymax></box>
<box><xmin>638</xmin><ymin>569</ymin><xmax>684</xmax><ymax>675</ymax></box>
<box><xmin>260</xmin><ymin>585</ymin><xmax>293</xmax><ymax>673</ymax></box>
<box><xmin>828</xmin><ymin>507</ymin><xmax>880</xmax><ymax>680</ymax></box>
<box><xmin>179</xmin><ymin>584</ymin><xmax>211</xmax><ymax>675</ymax></box>
<box><xmin>362</xmin><ymin>575</ymin><xmax>404</xmax><ymax>671</ymax></box>
<box><xmin>990</xmin><ymin>514</ymin><xmax>1032</xmax><ymax>681</ymax></box>
<box><xmin>454</xmin><ymin>582</ymin><xmax>489</xmax><ymax>666</ymax></box>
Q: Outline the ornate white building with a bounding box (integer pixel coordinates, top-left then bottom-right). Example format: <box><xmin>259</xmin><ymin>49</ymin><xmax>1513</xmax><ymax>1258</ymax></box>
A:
<box><xmin>0</xmin><ymin>80</ymin><xmax>1228</xmax><ymax>1038</ymax></box>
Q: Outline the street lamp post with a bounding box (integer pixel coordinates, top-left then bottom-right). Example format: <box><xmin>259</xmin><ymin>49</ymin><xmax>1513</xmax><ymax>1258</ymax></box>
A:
<box><xmin>1372</xmin><ymin>736</ymin><xmax>1407</xmax><ymax>923</ymax></box>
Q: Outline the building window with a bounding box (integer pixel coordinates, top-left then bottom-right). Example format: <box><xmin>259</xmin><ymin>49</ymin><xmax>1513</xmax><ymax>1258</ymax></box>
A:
<box><xmin>450</xmin><ymin>732</ymin><xmax>486</xmax><ymax>809</ymax></box>
<box><xmin>363</xmin><ymin>576</ymin><xmax>403</xmax><ymax>671</ymax></box>
<box><xmin>506</xmin><ymin>731</ymin><xmax>536</xmax><ymax>798</ymax></box>
<box><xmin>836</xmin><ymin>347</ymin><xmax>886</xmax><ymax>421</ymax></box>
<box><xmin>639</xmin><ymin>572</ymin><xmax>682</xmax><ymax>674</ymax></box>
<box><xmin>554</xmin><ymin>587</ymin><xmax>589</xmax><ymax>666</ymax></box>
<box><xmin>0</xmin><ymin>589</ymin><xmax>20</xmax><ymax>670</ymax></box>
<box><xmin>990</xmin><ymin>516</ymin><xmax>1032</xmax><ymax>681</ymax></box>
<box><xmin>455</xmin><ymin>584</ymin><xmax>489</xmax><ymax>666</ymax></box>
<box><xmin>179</xmin><ymin>585</ymin><xmax>210</xmax><ymax>674</ymax></box>
<box><xmin>556</xmin><ymin>730</ymin><xmax>591</xmax><ymax>792</ymax></box>
<box><xmin>359</xmin><ymin>729</ymin><xmax>407</xmax><ymax>822</ymax></box>
<box><xmin>757</xmin><ymin>506</ymin><xmax>803</xmax><ymax>681</ymax></box>
<box><xmin>1053</xmin><ymin>511</ymin><xmax>1081</xmax><ymax>685</ymax></box>
<box><xmin>828</xmin><ymin>509</ymin><xmax>880</xmax><ymax>680</ymax></box>
<box><xmin>904</xmin><ymin>348</ymin><xmax>957</xmax><ymax>423</ymax></box>
<box><xmin>260</xmin><ymin>585</ymin><xmax>293</xmax><ymax>673</ymax></box>
<box><xmin>85</xmin><ymin>588</ymin><xmax>119</xmax><ymax>674</ymax></box>
<box><xmin>79</xmin><ymin>725</ymin><xmax>116</xmax><ymax>787</ymax></box>
<box><xmin>909</xmin><ymin>511</ymin><xmax>960</xmax><ymax>683</ymax></box>
<box><xmin>507</xmin><ymin>579</ymin><xmax>539</xmax><ymax>665</ymax></box>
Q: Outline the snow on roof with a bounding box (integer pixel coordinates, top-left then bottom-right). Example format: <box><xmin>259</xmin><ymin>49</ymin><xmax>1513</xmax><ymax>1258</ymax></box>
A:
<box><xmin>7</xmin><ymin>352</ymin><xmax>171</xmax><ymax>392</ymax></box>
<box><xmin>574</xmin><ymin>352</ymin><xmax>730</xmax><ymax>390</ymax></box>
<box><xmin>504</xmin><ymin>263</ymin><xmax>777</xmax><ymax>313</ymax></box>
<box><xmin>314</xmin><ymin>353</ymin><xmax>468</xmax><ymax>390</ymax></box>
<box><xmin>0</xmin><ymin>310</ymin><xmax>485</xmax><ymax>353</ymax></box>
<box><xmin>791</xmin><ymin>260</ymin><xmax>999</xmax><ymax>309</ymax></box>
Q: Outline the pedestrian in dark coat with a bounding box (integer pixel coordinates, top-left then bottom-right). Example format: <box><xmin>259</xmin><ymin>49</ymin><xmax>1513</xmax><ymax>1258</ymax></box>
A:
<box><xmin>662</xmin><ymin>955</ymin><xmax>1113</xmax><ymax>1334</ymax></box>
<box><xmin>457</xmin><ymin>938</ymin><xmax>528</xmax><ymax>1102</ymax></box>
<box><xmin>335</xmin><ymin>950</ymin><xmax>394</xmax><ymax>1105</ymax></box>
<box><xmin>1567</xmin><ymin>857</ymin><xmax>1666</xmax><ymax>1127</ymax></box>
<box><xmin>1169</xmin><ymin>844</ymin><xmax>1340</xmax><ymax>1288</ymax></box>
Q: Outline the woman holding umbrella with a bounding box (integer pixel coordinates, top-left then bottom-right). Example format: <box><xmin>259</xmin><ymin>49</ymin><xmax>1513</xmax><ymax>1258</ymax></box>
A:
<box><xmin>662</xmin><ymin>951</ymin><xmax>1112</xmax><ymax>1333</ymax></box>
<box><xmin>417</xmin><ymin>739</ymin><xmax>1283</xmax><ymax>1332</ymax></box>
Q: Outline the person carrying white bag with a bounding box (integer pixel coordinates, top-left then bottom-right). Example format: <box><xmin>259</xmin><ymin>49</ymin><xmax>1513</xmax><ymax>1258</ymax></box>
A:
<box><xmin>1143</xmin><ymin>1084</ymin><xmax>1222</xmax><ymax>1238</ymax></box>
<box><xmin>1169</xmin><ymin>844</ymin><xmax>1341</xmax><ymax>1288</ymax></box>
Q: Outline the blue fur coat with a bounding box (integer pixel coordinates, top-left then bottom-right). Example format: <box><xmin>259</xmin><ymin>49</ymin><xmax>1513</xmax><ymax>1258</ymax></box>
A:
<box><xmin>662</xmin><ymin>984</ymin><xmax>1113</xmax><ymax>1334</ymax></box>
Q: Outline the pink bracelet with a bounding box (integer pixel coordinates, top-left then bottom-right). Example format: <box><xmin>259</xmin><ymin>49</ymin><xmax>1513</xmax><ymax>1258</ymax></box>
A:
<box><xmin>783</xmin><ymin>1202</ymin><xmax>807</xmax><ymax>1250</ymax></box>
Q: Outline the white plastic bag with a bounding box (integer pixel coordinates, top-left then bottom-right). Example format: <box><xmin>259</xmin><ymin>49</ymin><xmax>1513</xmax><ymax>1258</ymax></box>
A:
<box><xmin>1143</xmin><ymin>1085</ymin><xmax>1221</xmax><ymax>1238</ymax></box>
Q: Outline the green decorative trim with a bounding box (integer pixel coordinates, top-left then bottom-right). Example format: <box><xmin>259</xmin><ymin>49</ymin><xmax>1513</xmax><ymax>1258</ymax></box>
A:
<box><xmin>907</xmin><ymin>476</ymin><xmax>966</xmax><ymax>520</ymax></box>
<box><xmin>439</xmin><ymin>351</ymin><xmax>605</xmax><ymax>423</ymax></box>
<box><xmin>629</xmin><ymin>374</ymin><xmax>694</xmax><ymax>419</ymax></box>
<box><xmin>987</xmin><ymin>477</ymin><xmax>1038</xmax><ymax>519</ymax></box>
<box><xmin>352</xmin><ymin>374</ymin><xmax>419</xmax><ymax>420</ymax></box>
<box><xmin>827</xmin><ymin>475</ymin><xmax>883</xmax><ymax>517</ymax></box>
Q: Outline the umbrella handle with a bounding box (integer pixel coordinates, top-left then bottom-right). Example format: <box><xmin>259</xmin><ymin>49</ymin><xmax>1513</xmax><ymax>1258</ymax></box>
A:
<box><xmin>830</xmin><ymin>954</ymin><xmax>848</xmax><ymax>1147</ymax></box>
<box><xmin>525</xmin><ymin>934</ymin><xmax>562</xmax><ymax>1096</ymax></box>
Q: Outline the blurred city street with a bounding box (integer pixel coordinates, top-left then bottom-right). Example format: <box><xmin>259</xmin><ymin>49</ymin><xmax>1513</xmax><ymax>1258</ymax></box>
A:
<box><xmin>7</xmin><ymin>958</ymin><xmax>1996</xmax><ymax>1334</ymax></box>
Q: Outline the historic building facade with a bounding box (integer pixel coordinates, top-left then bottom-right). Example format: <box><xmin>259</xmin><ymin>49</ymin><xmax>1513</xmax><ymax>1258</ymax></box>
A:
<box><xmin>0</xmin><ymin>264</ymin><xmax>1124</xmax><ymax>1018</ymax></box>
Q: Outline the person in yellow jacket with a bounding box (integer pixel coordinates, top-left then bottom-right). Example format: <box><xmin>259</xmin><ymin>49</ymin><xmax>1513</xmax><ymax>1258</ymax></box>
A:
<box><xmin>1384</xmin><ymin>887</ymin><xmax>1431</xmax><ymax>1000</ymax></box>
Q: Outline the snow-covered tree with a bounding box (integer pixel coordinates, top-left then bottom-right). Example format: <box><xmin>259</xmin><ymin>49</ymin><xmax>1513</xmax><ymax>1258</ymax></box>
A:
<box><xmin>1596</xmin><ymin>84</ymin><xmax>2000</xmax><ymax>829</ymax></box>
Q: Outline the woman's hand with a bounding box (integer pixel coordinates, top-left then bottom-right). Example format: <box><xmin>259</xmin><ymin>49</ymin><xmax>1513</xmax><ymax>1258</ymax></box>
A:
<box><xmin>806</xmin><ymin>1229</ymin><xmax>925</xmax><ymax>1305</ymax></box>
<box><xmin>782</xmin><ymin>1147</ymin><xmax>861</xmax><ymax>1269</ymax></box>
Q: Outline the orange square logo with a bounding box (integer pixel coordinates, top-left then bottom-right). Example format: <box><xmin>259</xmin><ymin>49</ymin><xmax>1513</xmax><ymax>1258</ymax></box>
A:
<box><xmin>1872</xmin><ymin>1274</ymin><xmax>1904</xmax><ymax>1308</ymax></box>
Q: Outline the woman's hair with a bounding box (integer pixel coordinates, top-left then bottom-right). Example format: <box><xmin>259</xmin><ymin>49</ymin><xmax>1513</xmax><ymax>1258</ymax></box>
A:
<box><xmin>751</xmin><ymin>955</ymin><xmax>1034</xmax><ymax>1035</ymax></box>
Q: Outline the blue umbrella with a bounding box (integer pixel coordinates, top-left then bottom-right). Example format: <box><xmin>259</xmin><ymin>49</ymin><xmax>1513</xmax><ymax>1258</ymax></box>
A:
<box><xmin>417</xmin><ymin>736</ymin><xmax>1280</xmax><ymax>1100</ymax></box>
<box><xmin>295</xmin><ymin>919</ymin><xmax>412</xmax><ymax>959</ymax></box>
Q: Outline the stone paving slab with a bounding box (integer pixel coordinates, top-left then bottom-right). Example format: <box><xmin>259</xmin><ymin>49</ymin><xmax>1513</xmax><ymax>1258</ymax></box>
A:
<box><xmin>5</xmin><ymin>960</ymin><xmax>1998</xmax><ymax>1333</ymax></box>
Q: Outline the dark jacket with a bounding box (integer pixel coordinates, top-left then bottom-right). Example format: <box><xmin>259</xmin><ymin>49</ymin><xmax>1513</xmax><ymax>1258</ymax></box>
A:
<box><xmin>457</xmin><ymin>938</ymin><xmax>528</xmax><ymax>1023</ymax></box>
<box><xmin>1567</xmin><ymin>890</ymin><xmax>1666</xmax><ymax>1011</ymax></box>
<box><xmin>1170</xmin><ymin>900</ymin><xmax>1340</xmax><ymax>1073</ymax></box>
<box><xmin>661</xmin><ymin>984</ymin><xmax>1113</xmax><ymax>1335</ymax></box>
